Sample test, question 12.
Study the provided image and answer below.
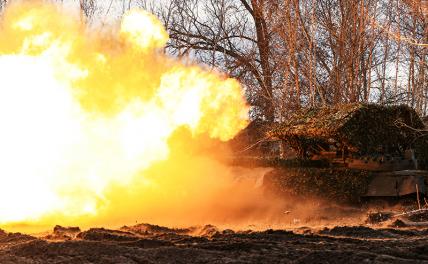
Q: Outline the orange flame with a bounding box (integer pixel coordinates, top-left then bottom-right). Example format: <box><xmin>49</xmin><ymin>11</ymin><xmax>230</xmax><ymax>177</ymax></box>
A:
<box><xmin>0</xmin><ymin>2</ymin><xmax>248</xmax><ymax>226</ymax></box>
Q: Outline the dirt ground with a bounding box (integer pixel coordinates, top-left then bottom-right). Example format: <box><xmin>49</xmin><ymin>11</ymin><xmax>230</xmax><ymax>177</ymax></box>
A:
<box><xmin>0</xmin><ymin>218</ymin><xmax>428</xmax><ymax>264</ymax></box>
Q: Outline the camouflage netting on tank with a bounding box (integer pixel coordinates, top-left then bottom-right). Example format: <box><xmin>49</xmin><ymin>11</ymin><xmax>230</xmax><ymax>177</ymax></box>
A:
<box><xmin>229</xmin><ymin>119</ymin><xmax>275</xmax><ymax>156</ymax></box>
<box><xmin>267</xmin><ymin>103</ymin><xmax>424</xmax><ymax>157</ymax></box>
<box><xmin>263</xmin><ymin>168</ymin><xmax>373</xmax><ymax>203</ymax></box>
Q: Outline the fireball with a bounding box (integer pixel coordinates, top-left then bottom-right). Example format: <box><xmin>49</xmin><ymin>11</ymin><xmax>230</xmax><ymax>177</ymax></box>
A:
<box><xmin>0</xmin><ymin>2</ymin><xmax>248</xmax><ymax>226</ymax></box>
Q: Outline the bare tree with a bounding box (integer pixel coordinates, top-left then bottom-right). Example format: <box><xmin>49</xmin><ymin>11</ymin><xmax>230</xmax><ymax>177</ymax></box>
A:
<box><xmin>144</xmin><ymin>0</ymin><xmax>276</xmax><ymax>121</ymax></box>
<box><xmin>0</xmin><ymin>0</ymin><xmax>7</xmax><ymax>12</ymax></box>
<box><xmin>37</xmin><ymin>0</ymin><xmax>428</xmax><ymax>118</ymax></box>
<box><xmin>79</xmin><ymin>0</ymin><xmax>97</xmax><ymax>21</ymax></box>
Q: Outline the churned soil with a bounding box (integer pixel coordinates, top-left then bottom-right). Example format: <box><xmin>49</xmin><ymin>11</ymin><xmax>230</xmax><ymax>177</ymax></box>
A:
<box><xmin>0</xmin><ymin>223</ymin><xmax>428</xmax><ymax>263</ymax></box>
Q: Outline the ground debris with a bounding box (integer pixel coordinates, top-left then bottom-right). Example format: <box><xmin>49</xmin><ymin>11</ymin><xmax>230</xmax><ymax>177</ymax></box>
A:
<box><xmin>319</xmin><ymin>226</ymin><xmax>396</xmax><ymax>238</ymax></box>
<box><xmin>0</xmin><ymin>223</ymin><xmax>426</xmax><ymax>263</ymax></box>
<box><xmin>195</xmin><ymin>225</ymin><xmax>220</xmax><ymax>237</ymax></box>
<box><xmin>388</xmin><ymin>219</ymin><xmax>407</xmax><ymax>228</ymax></box>
<box><xmin>406</xmin><ymin>209</ymin><xmax>428</xmax><ymax>222</ymax></box>
<box><xmin>121</xmin><ymin>223</ymin><xmax>193</xmax><ymax>236</ymax></box>
<box><xmin>76</xmin><ymin>228</ymin><xmax>139</xmax><ymax>241</ymax></box>
<box><xmin>44</xmin><ymin>225</ymin><xmax>81</xmax><ymax>240</ymax></box>
<box><xmin>366</xmin><ymin>211</ymin><xmax>394</xmax><ymax>224</ymax></box>
<box><xmin>0</xmin><ymin>229</ymin><xmax>35</xmax><ymax>245</ymax></box>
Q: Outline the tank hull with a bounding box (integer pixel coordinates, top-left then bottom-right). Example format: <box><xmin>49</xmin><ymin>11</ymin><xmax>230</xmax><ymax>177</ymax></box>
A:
<box><xmin>364</xmin><ymin>170</ymin><xmax>427</xmax><ymax>197</ymax></box>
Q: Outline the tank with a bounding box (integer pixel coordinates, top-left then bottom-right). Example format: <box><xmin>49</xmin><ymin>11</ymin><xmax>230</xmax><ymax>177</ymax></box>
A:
<box><xmin>242</xmin><ymin>103</ymin><xmax>428</xmax><ymax>202</ymax></box>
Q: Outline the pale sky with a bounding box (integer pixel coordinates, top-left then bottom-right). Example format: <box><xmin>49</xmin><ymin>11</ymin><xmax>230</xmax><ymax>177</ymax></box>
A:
<box><xmin>60</xmin><ymin>0</ymin><xmax>158</xmax><ymax>23</ymax></box>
